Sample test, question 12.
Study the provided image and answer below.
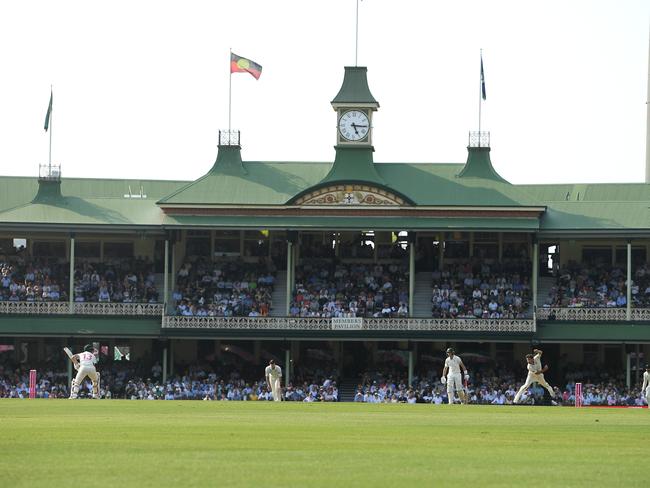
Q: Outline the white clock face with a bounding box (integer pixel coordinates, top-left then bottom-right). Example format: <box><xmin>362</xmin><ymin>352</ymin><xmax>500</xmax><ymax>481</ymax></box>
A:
<box><xmin>338</xmin><ymin>110</ymin><xmax>369</xmax><ymax>141</ymax></box>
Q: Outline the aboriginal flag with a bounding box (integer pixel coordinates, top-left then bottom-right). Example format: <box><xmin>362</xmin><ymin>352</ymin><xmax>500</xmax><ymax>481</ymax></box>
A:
<box><xmin>230</xmin><ymin>53</ymin><xmax>262</xmax><ymax>80</ymax></box>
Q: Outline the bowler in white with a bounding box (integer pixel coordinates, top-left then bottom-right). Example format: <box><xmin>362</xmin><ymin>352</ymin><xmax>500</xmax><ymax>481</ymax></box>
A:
<box><xmin>69</xmin><ymin>344</ymin><xmax>100</xmax><ymax>399</ymax></box>
<box><xmin>265</xmin><ymin>359</ymin><xmax>282</xmax><ymax>402</ymax></box>
<box><xmin>441</xmin><ymin>348</ymin><xmax>469</xmax><ymax>404</ymax></box>
<box><xmin>513</xmin><ymin>348</ymin><xmax>557</xmax><ymax>404</ymax></box>
<box><xmin>642</xmin><ymin>364</ymin><xmax>649</xmax><ymax>405</ymax></box>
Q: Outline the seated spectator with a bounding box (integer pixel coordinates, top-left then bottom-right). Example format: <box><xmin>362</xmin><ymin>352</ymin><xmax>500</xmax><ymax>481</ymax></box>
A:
<box><xmin>430</xmin><ymin>260</ymin><xmax>531</xmax><ymax>319</ymax></box>
<box><xmin>172</xmin><ymin>258</ymin><xmax>275</xmax><ymax>318</ymax></box>
<box><xmin>290</xmin><ymin>261</ymin><xmax>408</xmax><ymax>318</ymax></box>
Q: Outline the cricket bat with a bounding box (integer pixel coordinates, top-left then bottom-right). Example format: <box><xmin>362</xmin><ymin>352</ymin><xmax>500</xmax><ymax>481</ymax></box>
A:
<box><xmin>63</xmin><ymin>347</ymin><xmax>79</xmax><ymax>370</ymax></box>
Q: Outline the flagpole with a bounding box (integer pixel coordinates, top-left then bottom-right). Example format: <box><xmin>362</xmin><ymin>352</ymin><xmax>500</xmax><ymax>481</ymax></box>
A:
<box><xmin>355</xmin><ymin>0</ymin><xmax>359</xmax><ymax>66</ymax></box>
<box><xmin>49</xmin><ymin>85</ymin><xmax>53</xmax><ymax>171</ymax></box>
<box><xmin>478</xmin><ymin>49</ymin><xmax>482</xmax><ymax>147</ymax></box>
<box><xmin>228</xmin><ymin>49</ymin><xmax>232</xmax><ymax>138</ymax></box>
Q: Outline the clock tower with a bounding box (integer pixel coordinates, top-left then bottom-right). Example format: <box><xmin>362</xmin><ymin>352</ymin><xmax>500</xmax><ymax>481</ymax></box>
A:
<box><xmin>288</xmin><ymin>66</ymin><xmax>412</xmax><ymax>206</ymax></box>
<box><xmin>331</xmin><ymin>66</ymin><xmax>378</xmax><ymax>147</ymax></box>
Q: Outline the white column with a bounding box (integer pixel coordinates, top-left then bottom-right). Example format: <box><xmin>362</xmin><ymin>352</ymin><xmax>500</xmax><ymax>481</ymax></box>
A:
<box><xmin>627</xmin><ymin>241</ymin><xmax>632</xmax><ymax>321</ymax></box>
<box><xmin>408</xmin><ymin>350</ymin><xmax>414</xmax><ymax>387</ymax></box>
<box><xmin>409</xmin><ymin>239</ymin><xmax>415</xmax><ymax>317</ymax></box>
<box><xmin>170</xmin><ymin>242</ymin><xmax>176</xmax><ymax>298</ymax></box>
<box><xmin>286</xmin><ymin>241</ymin><xmax>293</xmax><ymax>316</ymax></box>
<box><xmin>163</xmin><ymin>239</ymin><xmax>169</xmax><ymax>313</ymax></box>
<box><xmin>532</xmin><ymin>239</ymin><xmax>539</xmax><ymax>315</ymax></box>
<box><xmin>69</xmin><ymin>235</ymin><xmax>75</xmax><ymax>313</ymax></box>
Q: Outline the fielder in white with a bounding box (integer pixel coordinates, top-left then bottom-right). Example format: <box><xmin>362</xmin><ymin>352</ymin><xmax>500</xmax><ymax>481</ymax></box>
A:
<box><xmin>513</xmin><ymin>348</ymin><xmax>557</xmax><ymax>404</ymax></box>
<box><xmin>441</xmin><ymin>348</ymin><xmax>469</xmax><ymax>404</ymax></box>
<box><xmin>69</xmin><ymin>344</ymin><xmax>100</xmax><ymax>399</ymax></box>
<box><xmin>642</xmin><ymin>364</ymin><xmax>650</xmax><ymax>405</ymax></box>
<box><xmin>265</xmin><ymin>359</ymin><xmax>282</xmax><ymax>402</ymax></box>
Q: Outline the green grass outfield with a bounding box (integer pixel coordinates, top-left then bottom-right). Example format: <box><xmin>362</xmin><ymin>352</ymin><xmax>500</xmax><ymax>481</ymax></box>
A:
<box><xmin>0</xmin><ymin>400</ymin><xmax>648</xmax><ymax>487</ymax></box>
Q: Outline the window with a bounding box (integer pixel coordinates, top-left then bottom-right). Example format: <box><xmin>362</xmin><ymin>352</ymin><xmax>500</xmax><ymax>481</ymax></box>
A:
<box><xmin>76</xmin><ymin>242</ymin><xmax>100</xmax><ymax>258</ymax></box>
<box><xmin>104</xmin><ymin>242</ymin><xmax>134</xmax><ymax>258</ymax></box>
<box><xmin>443</xmin><ymin>233</ymin><xmax>470</xmax><ymax>259</ymax></box>
<box><xmin>186</xmin><ymin>236</ymin><xmax>210</xmax><ymax>257</ymax></box>
<box><xmin>33</xmin><ymin>241</ymin><xmax>66</xmax><ymax>257</ymax></box>
<box><xmin>474</xmin><ymin>243</ymin><xmax>498</xmax><ymax>259</ymax></box>
<box><xmin>214</xmin><ymin>230</ymin><xmax>240</xmax><ymax>256</ymax></box>
<box><xmin>614</xmin><ymin>247</ymin><xmax>647</xmax><ymax>267</ymax></box>
<box><xmin>581</xmin><ymin>247</ymin><xmax>611</xmax><ymax>265</ymax></box>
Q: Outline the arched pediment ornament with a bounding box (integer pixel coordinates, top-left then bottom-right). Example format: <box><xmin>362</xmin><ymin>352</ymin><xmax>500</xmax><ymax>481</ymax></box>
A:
<box><xmin>294</xmin><ymin>184</ymin><xmax>405</xmax><ymax>206</ymax></box>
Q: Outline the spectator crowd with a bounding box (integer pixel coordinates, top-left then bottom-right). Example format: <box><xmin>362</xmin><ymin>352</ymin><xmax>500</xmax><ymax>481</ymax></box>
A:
<box><xmin>290</xmin><ymin>261</ymin><xmax>409</xmax><ymax>318</ymax></box>
<box><xmin>172</xmin><ymin>258</ymin><xmax>276</xmax><ymax>317</ymax></box>
<box><xmin>429</xmin><ymin>261</ymin><xmax>531</xmax><ymax>319</ymax></box>
<box><xmin>0</xmin><ymin>258</ymin><xmax>160</xmax><ymax>303</ymax></box>
<box><xmin>0</xmin><ymin>259</ymin><xmax>68</xmax><ymax>302</ymax></box>
<box><xmin>544</xmin><ymin>262</ymin><xmax>650</xmax><ymax>309</ymax></box>
<box><xmin>73</xmin><ymin>259</ymin><xmax>159</xmax><ymax>303</ymax></box>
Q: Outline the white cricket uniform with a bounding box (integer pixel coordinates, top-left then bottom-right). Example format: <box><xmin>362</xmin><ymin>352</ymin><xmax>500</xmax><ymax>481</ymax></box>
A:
<box><xmin>642</xmin><ymin>371</ymin><xmax>649</xmax><ymax>403</ymax></box>
<box><xmin>445</xmin><ymin>355</ymin><xmax>464</xmax><ymax>403</ymax></box>
<box><xmin>265</xmin><ymin>365</ymin><xmax>282</xmax><ymax>401</ymax></box>
<box><xmin>71</xmin><ymin>351</ymin><xmax>99</xmax><ymax>398</ymax></box>
<box><xmin>513</xmin><ymin>354</ymin><xmax>555</xmax><ymax>403</ymax></box>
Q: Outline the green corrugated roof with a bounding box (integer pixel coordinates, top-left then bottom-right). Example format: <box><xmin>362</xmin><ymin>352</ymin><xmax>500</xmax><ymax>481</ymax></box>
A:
<box><xmin>540</xmin><ymin>202</ymin><xmax>650</xmax><ymax>230</ymax></box>
<box><xmin>520</xmin><ymin>182</ymin><xmax>650</xmax><ymax>202</ymax></box>
<box><xmin>0</xmin><ymin>198</ymin><xmax>165</xmax><ymax>227</ymax></box>
<box><xmin>0</xmin><ymin>176</ymin><xmax>188</xmax><ymax>227</ymax></box>
<box><xmin>157</xmin><ymin>161</ymin><xmax>330</xmax><ymax>205</ymax></box>
<box><xmin>157</xmin><ymin>152</ymin><xmax>543</xmax><ymax>208</ymax></box>
<box><xmin>2</xmin><ymin>159</ymin><xmax>649</xmax><ymax>231</ymax></box>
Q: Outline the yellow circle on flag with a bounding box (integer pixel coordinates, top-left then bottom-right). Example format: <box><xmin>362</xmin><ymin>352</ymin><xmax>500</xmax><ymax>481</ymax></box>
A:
<box><xmin>237</xmin><ymin>59</ymin><xmax>250</xmax><ymax>69</ymax></box>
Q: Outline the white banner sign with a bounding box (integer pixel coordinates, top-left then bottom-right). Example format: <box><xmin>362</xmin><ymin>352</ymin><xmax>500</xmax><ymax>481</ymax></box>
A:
<box><xmin>331</xmin><ymin>317</ymin><xmax>363</xmax><ymax>330</ymax></box>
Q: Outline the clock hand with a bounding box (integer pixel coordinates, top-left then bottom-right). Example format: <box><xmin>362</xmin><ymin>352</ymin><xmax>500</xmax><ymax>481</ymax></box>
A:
<box><xmin>351</xmin><ymin>123</ymin><xmax>360</xmax><ymax>135</ymax></box>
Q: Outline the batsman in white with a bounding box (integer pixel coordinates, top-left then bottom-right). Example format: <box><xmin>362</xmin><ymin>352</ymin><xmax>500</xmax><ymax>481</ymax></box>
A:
<box><xmin>642</xmin><ymin>364</ymin><xmax>650</xmax><ymax>405</ymax></box>
<box><xmin>265</xmin><ymin>359</ymin><xmax>282</xmax><ymax>402</ymax></box>
<box><xmin>68</xmin><ymin>344</ymin><xmax>100</xmax><ymax>399</ymax></box>
<box><xmin>513</xmin><ymin>348</ymin><xmax>557</xmax><ymax>404</ymax></box>
<box><xmin>441</xmin><ymin>348</ymin><xmax>469</xmax><ymax>404</ymax></box>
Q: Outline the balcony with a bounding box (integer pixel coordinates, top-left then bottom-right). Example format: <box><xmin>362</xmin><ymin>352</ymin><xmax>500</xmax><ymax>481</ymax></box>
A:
<box><xmin>0</xmin><ymin>301</ymin><xmax>164</xmax><ymax>316</ymax></box>
<box><xmin>537</xmin><ymin>307</ymin><xmax>650</xmax><ymax>322</ymax></box>
<box><xmin>162</xmin><ymin>316</ymin><xmax>535</xmax><ymax>333</ymax></box>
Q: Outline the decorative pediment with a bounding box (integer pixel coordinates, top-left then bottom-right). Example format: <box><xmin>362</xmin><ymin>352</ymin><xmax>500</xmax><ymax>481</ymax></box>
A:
<box><xmin>294</xmin><ymin>184</ymin><xmax>405</xmax><ymax>206</ymax></box>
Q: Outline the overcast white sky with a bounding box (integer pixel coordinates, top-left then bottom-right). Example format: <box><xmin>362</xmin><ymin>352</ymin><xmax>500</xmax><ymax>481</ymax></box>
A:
<box><xmin>0</xmin><ymin>0</ymin><xmax>648</xmax><ymax>184</ymax></box>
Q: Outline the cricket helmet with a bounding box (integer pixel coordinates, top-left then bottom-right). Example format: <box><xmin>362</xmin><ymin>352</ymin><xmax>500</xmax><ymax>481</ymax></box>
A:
<box><xmin>446</xmin><ymin>347</ymin><xmax>454</xmax><ymax>355</ymax></box>
<box><xmin>84</xmin><ymin>344</ymin><xmax>94</xmax><ymax>352</ymax></box>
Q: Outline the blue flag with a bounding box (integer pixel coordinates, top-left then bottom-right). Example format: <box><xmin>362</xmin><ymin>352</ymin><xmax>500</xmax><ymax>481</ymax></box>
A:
<box><xmin>480</xmin><ymin>56</ymin><xmax>486</xmax><ymax>101</ymax></box>
<box><xmin>44</xmin><ymin>91</ymin><xmax>53</xmax><ymax>131</ymax></box>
